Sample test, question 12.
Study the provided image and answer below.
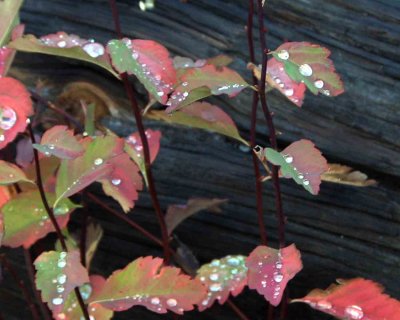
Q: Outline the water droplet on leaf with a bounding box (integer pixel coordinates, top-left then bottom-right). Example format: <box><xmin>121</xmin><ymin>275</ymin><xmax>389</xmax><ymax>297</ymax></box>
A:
<box><xmin>277</xmin><ymin>50</ymin><xmax>289</xmax><ymax>60</ymax></box>
<box><xmin>166</xmin><ymin>298</ymin><xmax>177</xmax><ymax>307</ymax></box>
<box><xmin>52</xmin><ymin>297</ymin><xmax>64</xmax><ymax>305</ymax></box>
<box><xmin>314</xmin><ymin>80</ymin><xmax>324</xmax><ymax>89</ymax></box>
<box><xmin>299</xmin><ymin>64</ymin><xmax>313</xmax><ymax>77</ymax></box>
<box><xmin>94</xmin><ymin>158</ymin><xmax>103</xmax><ymax>166</ymax></box>
<box><xmin>273</xmin><ymin>273</ymin><xmax>284</xmax><ymax>283</ymax></box>
<box><xmin>0</xmin><ymin>106</ymin><xmax>17</xmax><ymax>130</ymax></box>
<box><xmin>344</xmin><ymin>305</ymin><xmax>364</xmax><ymax>319</ymax></box>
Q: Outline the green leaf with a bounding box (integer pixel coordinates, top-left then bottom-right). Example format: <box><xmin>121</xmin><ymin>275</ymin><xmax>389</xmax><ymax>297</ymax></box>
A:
<box><xmin>147</xmin><ymin>102</ymin><xmax>249</xmax><ymax>145</ymax></box>
<box><xmin>34</xmin><ymin>250</ymin><xmax>89</xmax><ymax>314</ymax></box>
<box><xmin>272</xmin><ymin>42</ymin><xmax>344</xmax><ymax>96</ymax></box>
<box><xmin>83</xmin><ymin>103</ymin><xmax>96</xmax><ymax>136</ymax></box>
<box><xmin>2</xmin><ymin>190</ymin><xmax>80</xmax><ymax>248</ymax></box>
<box><xmin>90</xmin><ymin>256</ymin><xmax>206</xmax><ymax>314</ymax></box>
<box><xmin>9</xmin><ymin>35</ymin><xmax>119</xmax><ymax>78</ymax></box>
<box><xmin>0</xmin><ymin>160</ymin><xmax>33</xmax><ymax>185</ymax></box>
<box><xmin>0</xmin><ymin>0</ymin><xmax>22</xmax><ymax>47</ymax></box>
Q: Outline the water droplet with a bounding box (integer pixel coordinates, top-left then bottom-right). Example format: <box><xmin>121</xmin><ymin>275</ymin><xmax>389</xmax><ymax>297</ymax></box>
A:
<box><xmin>303</xmin><ymin>180</ymin><xmax>310</xmax><ymax>186</ymax></box>
<box><xmin>317</xmin><ymin>300</ymin><xmax>332</xmax><ymax>310</ymax></box>
<box><xmin>132</xmin><ymin>51</ymin><xmax>139</xmax><ymax>59</ymax></box>
<box><xmin>182</xmin><ymin>82</ymin><xmax>188</xmax><ymax>87</ymax></box>
<box><xmin>82</xmin><ymin>43</ymin><xmax>105</xmax><ymax>58</ymax></box>
<box><xmin>48</xmin><ymin>144</ymin><xmax>55</xmax><ymax>150</ymax></box>
<box><xmin>57</xmin><ymin>41</ymin><xmax>66</xmax><ymax>48</ymax></box>
<box><xmin>344</xmin><ymin>305</ymin><xmax>364</xmax><ymax>319</ymax></box>
<box><xmin>0</xmin><ymin>106</ymin><xmax>17</xmax><ymax>130</ymax></box>
<box><xmin>157</xmin><ymin>91</ymin><xmax>164</xmax><ymax>97</ymax></box>
<box><xmin>0</xmin><ymin>135</ymin><xmax>4</xmax><ymax>141</ymax></box>
<box><xmin>26</xmin><ymin>118</ymin><xmax>31</xmax><ymax>124</ymax></box>
<box><xmin>166</xmin><ymin>298</ymin><xmax>177</xmax><ymax>307</ymax></box>
<box><xmin>52</xmin><ymin>297</ymin><xmax>64</xmax><ymax>305</ymax></box>
<box><xmin>285</xmin><ymin>155</ymin><xmax>293</xmax><ymax>163</ymax></box>
<box><xmin>151</xmin><ymin>297</ymin><xmax>160</xmax><ymax>305</ymax></box>
<box><xmin>299</xmin><ymin>64</ymin><xmax>313</xmax><ymax>77</ymax></box>
<box><xmin>298</xmin><ymin>174</ymin><xmax>304</xmax><ymax>179</ymax></box>
<box><xmin>57</xmin><ymin>313</ymin><xmax>66</xmax><ymax>320</ymax></box>
<box><xmin>284</xmin><ymin>88</ymin><xmax>294</xmax><ymax>96</ymax></box>
<box><xmin>111</xmin><ymin>178</ymin><xmax>121</xmax><ymax>186</ymax></box>
<box><xmin>227</xmin><ymin>257</ymin><xmax>240</xmax><ymax>266</ymax></box>
<box><xmin>209</xmin><ymin>273</ymin><xmax>219</xmax><ymax>281</ymax></box>
<box><xmin>275</xmin><ymin>262</ymin><xmax>283</xmax><ymax>269</ymax></box>
<box><xmin>314</xmin><ymin>80</ymin><xmax>324</xmax><ymax>89</ymax></box>
<box><xmin>57</xmin><ymin>260</ymin><xmax>67</xmax><ymax>268</ymax></box>
<box><xmin>54</xmin><ymin>204</ymin><xmax>69</xmax><ymax>215</ymax></box>
<box><xmin>273</xmin><ymin>273</ymin><xmax>284</xmax><ymax>283</ymax></box>
<box><xmin>57</xmin><ymin>274</ymin><xmax>67</xmax><ymax>284</ymax></box>
<box><xmin>94</xmin><ymin>158</ymin><xmax>103</xmax><ymax>166</ymax></box>
<box><xmin>277</xmin><ymin>50</ymin><xmax>289</xmax><ymax>60</ymax></box>
<box><xmin>56</xmin><ymin>285</ymin><xmax>65</xmax><ymax>293</ymax></box>
<box><xmin>201</xmin><ymin>299</ymin><xmax>209</xmax><ymax>306</ymax></box>
<box><xmin>209</xmin><ymin>283</ymin><xmax>222</xmax><ymax>292</ymax></box>
<box><xmin>210</xmin><ymin>260</ymin><xmax>220</xmax><ymax>267</ymax></box>
<box><xmin>322</xmin><ymin>89</ymin><xmax>331</xmax><ymax>96</ymax></box>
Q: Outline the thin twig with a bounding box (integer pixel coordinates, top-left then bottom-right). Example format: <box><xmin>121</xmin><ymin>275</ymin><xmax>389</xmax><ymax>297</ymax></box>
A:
<box><xmin>108</xmin><ymin>0</ymin><xmax>172</xmax><ymax>264</ymax></box>
<box><xmin>27</xmin><ymin>124</ymin><xmax>90</xmax><ymax>320</ymax></box>
<box><xmin>0</xmin><ymin>254</ymin><xmax>41</xmax><ymax>320</ymax></box>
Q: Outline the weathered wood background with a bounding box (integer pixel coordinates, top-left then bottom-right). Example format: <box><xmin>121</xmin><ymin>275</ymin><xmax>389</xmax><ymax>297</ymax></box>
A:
<box><xmin>1</xmin><ymin>0</ymin><xmax>399</xmax><ymax>319</ymax></box>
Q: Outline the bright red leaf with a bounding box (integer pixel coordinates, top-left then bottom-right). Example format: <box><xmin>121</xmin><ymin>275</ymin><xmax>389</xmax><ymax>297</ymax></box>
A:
<box><xmin>107</xmin><ymin>39</ymin><xmax>176</xmax><ymax>104</ymax></box>
<box><xmin>292</xmin><ymin>278</ymin><xmax>400</xmax><ymax>320</ymax></box>
<box><xmin>90</xmin><ymin>256</ymin><xmax>206</xmax><ymax>314</ymax></box>
<box><xmin>196</xmin><ymin>255</ymin><xmax>248</xmax><ymax>311</ymax></box>
<box><xmin>246</xmin><ymin>244</ymin><xmax>303</xmax><ymax>306</ymax></box>
<box><xmin>34</xmin><ymin>250</ymin><xmax>90</xmax><ymax>315</ymax></box>
<box><xmin>0</xmin><ymin>77</ymin><xmax>33</xmax><ymax>149</ymax></box>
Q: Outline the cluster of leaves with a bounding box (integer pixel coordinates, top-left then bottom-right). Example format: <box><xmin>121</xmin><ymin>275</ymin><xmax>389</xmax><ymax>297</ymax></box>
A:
<box><xmin>0</xmin><ymin>1</ymin><xmax>397</xmax><ymax>320</ymax></box>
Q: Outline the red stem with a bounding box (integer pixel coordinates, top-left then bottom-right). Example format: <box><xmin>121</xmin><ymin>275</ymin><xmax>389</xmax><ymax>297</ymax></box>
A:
<box><xmin>255</xmin><ymin>0</ymin><xmax>285</xmax><ymax>248</ymax></box>
<box><xmin>28</xmin><ymin>124</ymin><xmax>90</xmax><ymax>320</ymax></box>
<box><xmin>108</xmin><ymin>0</ymin><xmax>171</xmax><ymax>264</ymax></box>
<box><xmin>0</xmin><ymin>254</ymin><xmax>41</xmax><ymax>320</ymax></box>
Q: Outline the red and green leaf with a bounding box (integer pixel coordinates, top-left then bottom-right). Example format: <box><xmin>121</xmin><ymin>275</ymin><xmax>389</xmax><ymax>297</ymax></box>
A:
<box><xmin>292</xmin><ymin>278</ymin><xmax>400</xmax><ymax>320</ymax></box>
<box><xmin>33</xmin><ymin>125</ymin><xmax>84</xmax><ymax>159</ymax></box>
<box><xmin>0</xmin><ymin>160</ymin><xmax>33</xmax><ymax>185</ymax></box>
<box><xmin>2</xmin><ymin>190</ymin><xmax>80</xmax><ymax>248</ymax></box>
<box><xmin>90</xmin><ymin>256</ymin><xmax>206</xmax><ymax>314</ymax></box>
<box><xmin>173</xmin><ymin>54</ymin><xmax>233</xmax><ymax>70</ymax></box>
<box><xmin>0</xmin><ymin>77</ymin><xmax>33</xmax><ymax>149</ymax></box>
<box><xmin>246</xmin><ymin>244</ymin><xmax>303</xmax><ymax>306</ymax></box>
<box><xmin>107</xmin><ymin>39</ymin><xmax>176</xmax><ymax>104</ymax></box>
<box><xmin>34</xmin><ymin>250</ymin><xmax>89</xmax><ymax>314</ymax></box>
<box><xmin>166</xmin><ymin>198</ymin><xmax>227</xmax><ymax>235</ymax></box>
<box><xmin>272</xmin><ymin>42</ymin><xmax>344</xmax><ymax>97</ymax></box>
<box><xmin>0</xmin><ymin>24</ymin><xmax>25</xmax><ymax>77</ymax></box>
<box><xmin>147</xmin><ymin>102</ymin><xmax>249</xmax><ymax>145</ymax></box>
<box><xmin>0</xmin><ymin>0</ymin><xmax>23</xmax><ymax>46</ymax></box>
<box><xmin>196</xmin><ymin>255</ymin><xmax>248</xmax><ymax>311</ymax></box>
<box><xmin>166</xmin><ymin>65</ymin><xmax>248</xmax><ymax>112</ymax></box>
<box><xmin>264</xmin><ymin>139</ymin><xmax>328</xmax><ymax>195</ymax></box>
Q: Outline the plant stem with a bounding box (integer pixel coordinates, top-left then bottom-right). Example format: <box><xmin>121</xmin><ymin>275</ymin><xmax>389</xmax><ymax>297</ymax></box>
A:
<box><xmin>108</xmin><ymin>0</ymin><xmax>171</xmax><ymax>264</ymax></box>
<box><xmin>86</xmin><ymin>192</ymin><xmax>250</xmax><ymax>320</ymax></box>
<box><xmin>27</xmin><ymin>124</ymin><xmax>90</xmax><ymax>320</ymax></box>
<box><xmin>0</xmin><ymin>254</ymin><xmax>41</xmax><ymax>320</ymax></box>
<box><xmin>255</xmin><ymin>0</ymin><xmax>285</xmax><ymax>248</ymax></box>
<box><xmin>247</xmin><ymin>0</ymin><xmax>267</xmax><ymax>246</ymax></box>
<box><xmin>23</xmin><ymin>249</ymin><xmax>52</xmax><ymax>320</ymax></box>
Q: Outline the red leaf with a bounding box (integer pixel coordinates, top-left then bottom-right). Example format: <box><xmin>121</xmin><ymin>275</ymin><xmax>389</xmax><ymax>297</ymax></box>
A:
<box><xmin>246</xmin><ymin>244</ymin><xmax>303</xmax><ymax>306</ymax></box>
<box><xmin>125</xmin><ymin>129</ymin><xmax>161</xmax><ymax>164</ymax></box>
<box><xmin>281</xmin><ymin>139</ymin><xmax>328</xmax><ymax>194</ymax></box>
<box><xmin>0</xmin><ymin>77</ymin><xmax>33</xmax><ymax>149</ymax></box>
<box><xmin>90</xmin><ymin>256</ymin><xmax>206</xmax><ymax>314</ymax></box>
<box><xmin>196</xmin><ymin>255</ymin><xmax>248</xmax><ymax>311</ymax></box>
<box><xmin>101</xmin><ymin>153</ymin><xmax>143</xmax><ymax>213</ymax></box>
<box><xmin>292</xmin><ymin>278</ymin><xmax>400</xmax><ymax>320</ymax></box>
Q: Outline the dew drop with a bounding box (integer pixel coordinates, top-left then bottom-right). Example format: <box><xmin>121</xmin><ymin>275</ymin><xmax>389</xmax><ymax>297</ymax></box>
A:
<box><xmin>132</xmin><ymin>52</ymin><xmax>139</xmax><ymax>59</ymax></box>
<box><xmin>299</xmin><ymin>64</ymin><xmax>313</xmax><ymax>77</ymax></box>
<box><xmin>182</xmin><ymin>82</ymin><xmax>188</xmax><ymax>87</ymax></box>
<box><xmin>344</xmin><ymin>305</ymin><xmax>364</xmax><ymax>319</ymax></box>
<box><xmin>209</xmin><ymin>283</ymin><xmax>222</xmax><ymax>292</ymax></box>
<box><xmin>303</xmin><ymin>180</ymin><xmax>310</xmax><ymax>186</ymax></box>
<box><xmin>94</xmin><ymin>158</ymin><xmax>103</xmax><ymax>166</ymax></box>
<box><xmin>314</xmin><ymin>80</ymin><xmax>324</xmax><ymax>89</ymax></box>
<box><xmin>52</xmin><ymin>297</ymin><xmax>64</xmax><ymax>305</ymax></box>
<box><xmin>201</xmin><ymin>299</ymin><xmax>209</xmax><ymax>306</ymax></box>
<box><xmin>0</xmin><ymin>106</ymin><xmax>17</xmax><ymax>130</ymax></box>
<box><xmin>57</xmin><ymin>260</ymin><xmax>67</xmax><ymax>268</ymax></box>
<box><xmin>317</xmin><ymin>300</ymin><xmax>332</xmax><ymax>310</ymax></box>
<box><xmin>56</xmin><ymin>285</ymin><xmax>65</xmax><ymax>293</ymax></box>
<box><xmin>277</xmin><ymin>50</ymin><xmax>289</xmax><ymax>60</ymax></box>
<box><xmin>0</xmin><ymin>135</ymin><xmax>4</xmax><ymax>141</ymax></box>
<box><xmin>60</xmin><ymin>252</ymin><xmax>67</xmax><ymax>260</ymax></box>
<box><xmin>284</xmin><ymin>88</ymin><xmax>294</xmax><ymax>97</ymax></box>
<box><xmin>111</xmin><ymin>178</ymin><xmax>121</xmax><ymax>186</ymax></box>
<box><xmin>166</xmin><ymin>298</ymin><xmax>177</xmax><ymax>307</ymax></box>
<box><xmin>273</xmin><ymin>273</ymin><xmax>284</xmax><ymax>283</ymax></box>
<box><xmin>284</xmin><ymin>155</ymin><xmax>293</xmax><ymax>163</ymax></box>
<box><xmin>298</xmin><ymin>174</ymin><xmax>304</xmax><ymax>179</ymax></box>
<box><xmin>57</xmin><ymin>41</ymin><xmax>67</xmax><ymax>48</ymax></box>
<box><xmin>57</xmin><ymin>313</ymin><xmax>66</xmax><ymax>320</ymax></box>
<box><xmin>275</xmin><ymin>262</ymin><xmax>283</xmax><ymax>269</ymax></box>
<box><xmin>82</xmin><ymin>43</ymin><xmax>105</xmax><ymax>58</ymax></box>
<box><xmin>57</xmin><ymin>274</ymin><xmax>67</xmax><ymax>284</ymax></box>
<box><xmin>209</xmin><ymin>273</ymin><xmax>219</xmax><ymax>281</ymax></box>
<box><xmin>151</xmin><ymin>297</ymin><xmax>160</xmax><ymax>305</ymax></box>
<box><xmin>157</xmin><ymin>91</ymin><xmax>164</xmax><ymax>97</ymax></box>
<box><xmin>322</xmin><ymin>89</ymin><xmax>331</xmax><ymax>96</ymax></box>
<box><xmin>210</xmin><ymin>259</ymin><xmax>220</xmax><ymax>267</ymax></box>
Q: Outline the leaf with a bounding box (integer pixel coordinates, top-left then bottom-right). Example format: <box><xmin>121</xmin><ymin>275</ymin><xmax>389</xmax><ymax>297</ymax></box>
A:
<box><xmin>34</xmin><ymin>250</ymin><xmax>89</xmax><ymax>314</ymax></box>
<box><xmin>90</xmin><ymin>256</ymin><xmax>206</xmax><ymax>314</ymax></box>
<box><xmin>166</xmin><ymin>64</ymin><xmax>248</xmax><ymax>112</ymax></box>
<box><xmin>147</xmin><ymin>102</ymin><xmax>249</xmax><ymax>145</ymax></box>
<box><xmin>0</xmin><ymin>160</ymin><xmax>33</xmax><ymax>185</ymax></box>
<box><xmin>84</xmin><ymin>222</ymin><xmax>103</xmax><ymax>269</ymax></box>
<box><xmin>292</xmin><ymin>278</ymin><xmax>400</xmax><ymax>320</ymax></box>
<box><xmin>272</xmin><ymin>42</ymin><xmax>344</xmax><ymax>97</ymax></box>
<box><xmin>173</xmin><ymin>54</ymin><xmax>232</xmax><ymax>70</ymax></box>
<box><xmin>0</xmin><ymin>0</ymin><xmax>23</xmax><ymax>47</ymax></box>
<box><xmin>206</xmin><ymin>55</ymin><xmax>234</xmax><ymax>67</ymax></box>
<box><xmin>248</xmin><ymin>60</ymin><xmax>306</xmax><ymax>107</ymax></box>
<box><xmin>166</xmin><ymin>198</ymin><xmax>228</xmax><ymax>235</ymax></box>
<box><xmin>2</xmin><ymin>190</ymin><xmax>80</xmax><ymax>248</ymax></box>
<box><xmin>33</xmin><ymin>125</ymin><xmax>84</xmax><ymax>159</ymax></box>
<box><xmin>246</xmin><ymin>244</ymin><xmax>302</xmax><ymax>306</ymax></box>
<box><xmin>55</xmin><ymin>135</ymin><xmax>124</xmax><ymax>206</ymax></box>
<box><xmin>322</xmin><ymin>163</ymin><xmax>377</xmax><ymax>187</ymax></box>
<box><xmin>55</xmin><ymin>275</ymin><xmax>113</xmax><ymax>320</ymax></box>
<box><xmin>107</xmin><ymin>39</ymin><xmax>176</xmax><ymax>104</ymax></box>
<box><xmin>265</xmin><ymin>139</ymin><xmax>328</xmax><ymax>195</ymax></box>
<box><xmin>124</xmin><ymin>129</ymin><xmax>161</xmax><ymax>186</ymax></box>
<box><xmin>83</xmin><ymin>102</ymin><xmax>96</xmax><ymax>136</ymax></box>
<box><xmin>0</xmin><ymin>77</ymin><xmax>33</xmax><ymax>149</ymax></box>
<box><xmin>0</xmin><ymin>24</ymin><xmax>24</xmax><ymax>77</ymax></box>
<box><xmin>9</xmin><ymin>35</ymin><xmax>119</xmax><ymax>78</ymax></box>
<box><xmin>100</xmin><ymin>153</ymin><xmax>143</xmax><ymax>213</ymax></box>
<box><xmin>196</xmin><ymin>255</ymin><xmax>248</xmax><ymax>311</ymax></box>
